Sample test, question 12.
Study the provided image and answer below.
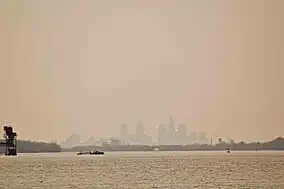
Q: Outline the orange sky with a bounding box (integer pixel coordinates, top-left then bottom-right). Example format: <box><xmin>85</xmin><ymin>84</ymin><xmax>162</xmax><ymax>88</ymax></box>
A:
<box><xmin>0</xmin><ymin>0</ymin><xmax>283</xmax><ymax>142</ymax></box>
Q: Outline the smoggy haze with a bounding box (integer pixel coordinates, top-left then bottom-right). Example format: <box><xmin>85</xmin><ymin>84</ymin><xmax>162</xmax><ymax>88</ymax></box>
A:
<box><xmin>0</xmin><ymin>0</ymin><xmax>283</xmax><ymax>142</ymax></box>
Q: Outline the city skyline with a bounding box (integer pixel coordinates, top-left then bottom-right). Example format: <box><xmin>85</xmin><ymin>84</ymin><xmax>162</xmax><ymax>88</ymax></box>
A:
<box><xmin>60</xmin><ymin>116</ymin><xmax>266</xmax><ymax>148</ymax></box>
<box><xmin>0</xmin><ymin>115</ymin><xmax>246</xmax><ymax>143</ymax></box>
<box><xmin>120</xmin><ymin>117</ymin><xmax>211</xmax><ymax>145</ymax></box>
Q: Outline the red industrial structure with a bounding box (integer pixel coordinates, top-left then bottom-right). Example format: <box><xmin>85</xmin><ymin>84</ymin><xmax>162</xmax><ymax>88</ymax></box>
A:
<box><xmin>0</xmin><ymin>125</ymin><xmax>17</xmax><ymax>156</ymax></box>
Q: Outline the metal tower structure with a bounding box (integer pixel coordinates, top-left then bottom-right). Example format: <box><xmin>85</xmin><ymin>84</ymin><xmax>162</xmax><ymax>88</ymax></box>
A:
<box><xmin>0</xmin><ymin>125</ymin><xmax>17</xmax><ymax>156</ymax></box>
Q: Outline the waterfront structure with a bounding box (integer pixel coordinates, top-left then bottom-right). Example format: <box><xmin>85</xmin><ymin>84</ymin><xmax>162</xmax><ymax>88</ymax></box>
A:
<box><xmin>0</xmin><ymin>125</ymin><xmax>17</xmax><ymax>156</ymax></box>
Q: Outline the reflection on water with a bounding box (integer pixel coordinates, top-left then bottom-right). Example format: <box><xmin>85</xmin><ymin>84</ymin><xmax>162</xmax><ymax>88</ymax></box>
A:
<box><xmin>0</xmin><ymin>151</ymin><xmax>284</xmax><ymax>189</ymax></box>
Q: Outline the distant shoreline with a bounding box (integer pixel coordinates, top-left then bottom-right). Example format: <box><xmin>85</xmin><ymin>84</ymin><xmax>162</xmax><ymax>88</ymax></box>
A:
<box><xmin>1</xmin><ymin>149</ymin><xmax>283</xmax><ymax>155</ymax></box>
<box><xmin>1</xmin><ymin>137</ymin><xmax>283</xmax><ymax>154</ymax></box>
<box><xmin>63</xmin><ymin>149</ymin><xmax>284</xmax><ymax>152</ymax></box>
<box><xmin>63</xmin><ymin>137</ymin><xmax>284</xmax><ymax>152</ymax></box>
<box><xmin>0</xmin><ymin>140</ymin><xmax>61</xmax><ymax>154</ymax></box>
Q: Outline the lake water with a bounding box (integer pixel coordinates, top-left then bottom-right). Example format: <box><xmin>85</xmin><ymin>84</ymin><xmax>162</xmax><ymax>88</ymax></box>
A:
<box><xmin>0</xmin><ymin>151</ymin><xmax>284</xmax><ymax>189</ymax></box>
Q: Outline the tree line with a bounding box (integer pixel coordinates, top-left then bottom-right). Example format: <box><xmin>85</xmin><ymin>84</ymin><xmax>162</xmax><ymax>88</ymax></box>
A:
<box><xmin>64</xmin><ymin>137</ymin><xmax>284</xmax><ymax>152</ymax></box>
<box><xmin>17</xmin><ymin>140</ymin><xmax>62</xmax><ymax>153</ymax></box>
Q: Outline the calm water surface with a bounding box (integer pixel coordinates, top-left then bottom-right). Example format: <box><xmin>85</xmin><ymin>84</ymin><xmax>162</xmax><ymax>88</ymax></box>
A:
<box><xmin>0</xmin><ymin>151</ymin><xmax>284</xmax><ymax>189</ymax></box>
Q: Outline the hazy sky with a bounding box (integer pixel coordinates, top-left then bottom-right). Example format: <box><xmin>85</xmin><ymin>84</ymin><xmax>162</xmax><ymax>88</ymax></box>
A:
<box><xmin>1</xmin><ymin>0</ymin><xmax>283</xmax><ymax>142</ymax></box>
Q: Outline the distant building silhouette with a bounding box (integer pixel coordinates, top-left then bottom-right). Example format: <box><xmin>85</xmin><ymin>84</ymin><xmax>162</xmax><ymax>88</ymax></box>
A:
<box><xmin>157</xmin><ymin>124</ymin><xmax>167</xmax><ymax>145</ymax></box>
<box><xmin>119</xmin><ymin>121</ymin><xmax>152</xmax><ymax>145</ymax></box>
<box><xmin>198</xmin><ymin>132</ymin><xmax>209</xmax><ymax>144</ymax></box>
<box><xmin>120</xmin><ymin>124</ymin><xmax>129</xmax><ymax>144</ymax></box>
<box><xmin>176</xmin><ymin>124</ymin><xmax>187</xmax><ymax>145</ymax></box>
<box><xmin>108</xmin><ymin>137</ymin><xmax>122</xmax><ymax>146</ymax></box>
<box><xmin>83</xmin><ymin>136</ymin><xmax>96</xmax><ymax>146</ymax></box>
<box><xmin>61</xmin><ymin>134</ymin><xmax>81</xmax><ymax>148</ymax></box>
<box><xmin>118</xmin><ymin>118</ymin><xmax>214</xmax><ymax>145</ymax></box>
<box><xmin>136</xmin><ymin>120</ymin><xmax>144</xmax><ymax>137</ymax></box>
<box><xmin>188</xmin><ymin>132</ymin><xmax>198</xmax><ymax>144</ymax></box>
<box><xmin>134</xmin><ymin>121</ymin><xmax>152</xmax><ymax>145</ymax></box>
<box><xmin>167</xmin><ymin>116</ymin><xmax>175</xmax><ymax>144</ymax></box>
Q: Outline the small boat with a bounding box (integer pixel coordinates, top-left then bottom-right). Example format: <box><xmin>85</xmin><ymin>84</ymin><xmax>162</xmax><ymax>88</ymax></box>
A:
<box><xmin>77</xmin><ymin>150</ymin><xmax>104</xmax><ymax>155</ymax></box>
<box><xmin>227</xmin><ymin>148</ymin><xmax>231</xmax><ymax>153</ymax></box>
<box><xmin>89</xmin><ymin>150</ymin><xmax>104</xmax><ymax>155</ymax></box>
<box><xmin>77</xmin><ymin>151</ymin><xmax>88</xmax><ymax>155</ymax></box>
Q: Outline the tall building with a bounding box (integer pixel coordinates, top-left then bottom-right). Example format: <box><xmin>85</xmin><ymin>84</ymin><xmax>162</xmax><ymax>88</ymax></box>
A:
<box><xmin>135</xmin><ymin>120</ymin><xmax>145</xmax><ymax>144</ymax></box>
<box><xmin>136</xmin><ymin>120</ymin><xmax>144</xmax><ymax>136</ymax></box>
<box><xmin>167</xmin><ymin>116</ymin><xmax>175</xmax><ymax>144</ymax></box>
<box><xmin>157</xmin><ymin>124</ymin><xmax>167</xmax><ymax>145</ymax></box>
<box><xmin>120</xmin><ymin>124</ymin><xmax>129</xmax><ymax>144</ymax></box>
<box><xmin>176</xmin><ymin>124</ymin><xmax>187</xmax><ymax>145</ymax></box>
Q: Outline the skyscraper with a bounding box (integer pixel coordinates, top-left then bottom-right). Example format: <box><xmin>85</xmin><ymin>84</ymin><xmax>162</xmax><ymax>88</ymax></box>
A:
<box><xmin>120</xmin><ymin>124</ymin><xmax>129</xmax><ymax>143</ymax></box>
<box><xmin>167</xmin><ymin>116</ymin><xmax>175</xmax><ymax>144</ymax></box>
<box><xmin>157</xmin><ymin>124</ymin><xmax>167</xmax><ymax>145</ymax></box>
<box><xmin>135</xmin><ymin>120</ymin><xmax>145</xmax><ymax>144</ymax></box>
<box><xmin>176</xmin><ymin>124</ymin><xmax>187</xmax><ymax>145</ymax></box>
<box><xmin>136</xmin><ymin>120</ymin><xmax>144</xmax><ymax>136</ymax></box>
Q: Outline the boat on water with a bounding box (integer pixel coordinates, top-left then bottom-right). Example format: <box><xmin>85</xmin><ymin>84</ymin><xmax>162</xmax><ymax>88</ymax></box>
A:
<box><xmin>77</xmin><ymin>150</ymin><xmax>104</xmax><ymax>156</ymax></box>
<box><xmin>90</xmin><ymin>150</ymin><xmax>104</xmax><ymax>155</ymax></box>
